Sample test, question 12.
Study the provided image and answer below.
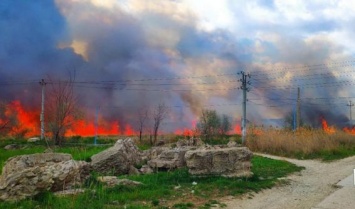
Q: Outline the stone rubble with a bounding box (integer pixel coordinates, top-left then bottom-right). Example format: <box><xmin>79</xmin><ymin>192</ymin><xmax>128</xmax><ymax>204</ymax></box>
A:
<box><xmin>0</xmin><ymin>153</ymin><xmax>88</xmax><ymax>201</ymax></box>
<box><xmin>90</xmin><ymin>138</ymin><xmax>143</xmax><ymax>175</ymax></box>
<box><xmin>185</xmin><ymin>147</ymin><xmax>253</xmax><ymax>178</ymax></box>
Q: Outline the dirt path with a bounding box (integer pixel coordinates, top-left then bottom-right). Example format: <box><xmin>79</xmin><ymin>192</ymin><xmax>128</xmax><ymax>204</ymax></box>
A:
<box><xmin>222</xmin><ymin>153</ymin><xmax>355</xmax><ymax>209</ymax></box>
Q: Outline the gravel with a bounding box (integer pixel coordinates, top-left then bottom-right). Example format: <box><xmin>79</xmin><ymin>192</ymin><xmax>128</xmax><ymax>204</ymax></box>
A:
<box><xmin>222</xmin><ymin>153</ymin><xmax>355</xmax><ymax>209</ymax></box>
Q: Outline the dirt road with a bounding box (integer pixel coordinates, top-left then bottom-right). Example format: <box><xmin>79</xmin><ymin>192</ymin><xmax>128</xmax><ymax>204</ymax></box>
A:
<box><xmin>222</xmin><ymin>153</ymin><xmax>355</xmax><ymax>209</ymax></box>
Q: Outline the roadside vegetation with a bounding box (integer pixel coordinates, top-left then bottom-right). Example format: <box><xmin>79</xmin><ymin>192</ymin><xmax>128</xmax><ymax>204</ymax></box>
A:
<box><xmin>0</xmin><ymin>146</ymin><xmax>302</xmax><ymax>209</ymax></box>
<box><xmin>0</xmin><ymin>138</ymin><xmax>303</xmax><ymax>209</ymax></box>
<box><xmin>246</xmin><ymin>127</ymin><xmax>355</xmax><ymax>161</ymax></box>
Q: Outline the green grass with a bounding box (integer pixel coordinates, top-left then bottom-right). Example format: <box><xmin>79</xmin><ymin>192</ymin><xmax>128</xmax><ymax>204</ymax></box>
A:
<box><xmin>0</xmin><ymin>144</ymin><xmax>108</xmax><ymax>173</ymax></box>
<box><xmin>292</xmin><ymin>146</ymin><xmax>355</xmax><ymax>161</ymax></box>
<box><xmin>0</xmin><ymin>146</ymin><xmax>46</xmax><ymax>172</ymax></box>
<box><xmin>56</xmin><ymin>145</ymin><xmax>110</xmax><ymax>161</ymax></box>
<box><xmin>0</xmin><ymin>155</ymin><xmax>303</xmax><ymax>208</ymax></box>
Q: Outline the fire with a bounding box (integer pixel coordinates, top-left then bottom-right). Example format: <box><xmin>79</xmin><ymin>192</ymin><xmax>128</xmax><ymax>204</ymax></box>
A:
<box><xmin>61</xmin><ymin>118</ymin><xmax>137</xmax><ymax>136</ymax></box>
<box><xmin>123</xmin><ymin>124</ymin><xmax>136</xmax><ymax>136</ymax></box>
<box><xmin>175</xmin><ymin>120</ymin><xmax>197</xmax><ymax>137</ymax></box>
<box><xmin>343</xmin><ymin>127</ymin><xmax>355</xmax><ymax>135</ymax></box>
<box><xmin>234</xmin><ymin>124</ymin><xmax>241</xmax><ymax>135</ymax></box>
<box><xmin>175</xmin><ymin>128</ymin><xmax>194</xmax><ymax>137</ymax></box>
<box><xmin>1</xmin><ymin>100</ymin><xmax>136</xmax><ymax>138</ymax></box>
<box><xmin>1</xmin><ymin>101</ymin><xmax>40</xmax><ymax>137</ymax></box>
<box><xmin>321</xmin><ymin>118</ymin><xmax>336</xmax><ymax>134</ymax></box>
<box><xmin>65</xmin><ymin>120</ymin><xmax>121</xmax><ymax>136</ymax></box>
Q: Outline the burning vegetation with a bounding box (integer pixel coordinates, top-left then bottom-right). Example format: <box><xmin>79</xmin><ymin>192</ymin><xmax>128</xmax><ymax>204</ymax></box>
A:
<box><xmin>0</xmin><ymin>100</ymin><xmax>134</xmax><ymax>138</ymax></box>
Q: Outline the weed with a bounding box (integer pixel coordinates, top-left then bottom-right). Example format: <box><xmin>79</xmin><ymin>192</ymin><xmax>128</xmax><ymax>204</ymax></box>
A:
<box><xmin>173</xmin><ymin>202</ymin><xmax>194</xmax><ymax>209</ymax></box>
<box><xmin>246</xmin><ymin>128</ymin><xmax>355</xmax><ymax>161</ymax></box>
<box><xmin>151</xmin><ymin>199</ymin><xmax>160</xmax><ymax>206</ymax></box>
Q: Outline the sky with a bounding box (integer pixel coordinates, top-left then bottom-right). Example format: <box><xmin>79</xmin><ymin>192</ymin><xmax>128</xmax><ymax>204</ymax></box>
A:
<box><xmin>1</xmin><ymin>0</ymin><xmax>355</xmax><ymax>131</ymax></box>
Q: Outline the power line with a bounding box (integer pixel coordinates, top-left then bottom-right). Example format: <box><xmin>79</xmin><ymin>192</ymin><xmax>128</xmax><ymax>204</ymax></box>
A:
<box><xmin>72</xmin><ymin>85</ymin><xmax>240</xmax><ymax>92</ymax></box>
<box><xmin>251</xmin><ymin>60</ymin><xmax>355</xmax><ymax>77</ymax></box>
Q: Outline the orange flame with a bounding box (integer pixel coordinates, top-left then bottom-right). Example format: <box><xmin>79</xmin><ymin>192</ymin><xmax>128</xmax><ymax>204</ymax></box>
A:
<box><xmin>343</xmin><ymin>127</ymin><xmax>355</xmax><ymax>135</ymax></box>
<box><xmin>3</xmin><ymin>101</ymin><xmax>40</xmax><ymax>137</ymax></box>
<box><xmin>321</xmin><ymin>118</ymin><xmax>336</xmax><ymax>134</ymax></box>
<box><xmin>1</xmin><ymin>101</ymin><xmax>136</xmax><ymax>137</ymax></box>
<box><xmin>65</xmin><ymin>120</ymin><xmax>121</xmax><ymax>136</ymax></box>
<box><xmin>234</xmin><ymin>124</ymin><xmax>241</xmax><ymax>135</ymax></box>
<box><xmin>175</xmin><ymin>128</ymin><xmax>194</xmax><ymax>137</ymax></box>
<box><xmin>174</xmin><ymin>120</ymin><xmax>196</xmax><ymax>137</ymax></box>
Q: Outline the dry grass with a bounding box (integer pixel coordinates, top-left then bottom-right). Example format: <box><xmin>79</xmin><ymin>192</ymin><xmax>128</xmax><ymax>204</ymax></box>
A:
<box><xmin>246</xmin><ymin>127</ymin><xmax>355</xmax><ymax>160</ymax></box>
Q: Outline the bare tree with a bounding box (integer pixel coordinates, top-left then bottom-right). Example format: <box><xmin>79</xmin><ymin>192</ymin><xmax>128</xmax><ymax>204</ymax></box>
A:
<box><xmin>0</xmin><ymin>101</ymin><xmax>30</xmax><ymax>138</ymax></box>
<box><xmin>152</xmin><ymin>103</ymin><xmax>169</xmax><ymax>145</ymax></box>
<box><xmin>47</xmin><ymin>76</ymin><xmax>80</xmax><ymax>146</ymax></box>
<box><xmin>0</xmin><ymin>101</ymin><xmax>15</xmax><ymax>136</ymax></box>
<box><xmin>136</xmin><ymin>107</ymin><xmax>149</xmax><ymax>142</ymax></box>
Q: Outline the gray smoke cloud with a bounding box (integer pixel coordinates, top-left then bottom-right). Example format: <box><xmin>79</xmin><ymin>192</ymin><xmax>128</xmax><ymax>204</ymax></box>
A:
<box><xmin>1</xmin><ymin>0</ymin><xmax>355</xmax><ymax>132</ymax></box>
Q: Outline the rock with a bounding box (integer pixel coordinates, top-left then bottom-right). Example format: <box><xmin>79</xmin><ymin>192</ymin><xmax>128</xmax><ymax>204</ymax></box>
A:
<box><xmin>27</xmin><ymin>137</ymin><xmax>40</xmax><ymax>143</ymax></box>
<box><xmin>185</xmin><ymin>147</ymin><xmax>253</xmax><ymax>178</ymax></box>
<box><xmin>129</xmin><ymin>166</ymin><xmax>140</xmax><ymax>175</ymax></box>
<box><xmin>0</xmin><ymin>153</ymin><xmax>88</xmax><ymax>201</ymax></box>
<box><xmin>97</xmin><ymin>176</ymin><xmax>142</xmax><ymax>187</ymax></box>
<box><xmin>227</xmin><ymin>141</ymin><xmax>238</xmax><ymax>147</ymax></box>
<box><xmin>90</xmin><ymin>138</ymin><xmax>143</xmax><ymax>175</ymax></box>
<box><xmin>176</xmin><ymin>138</ymin><xmax>204</xmax><ymax>148</ymax></box>
<box><xmin>176</xmin><ymin>139</ymin><xmax>188</xmax><ymax>147</ymax></box>
<box><xmin>144</xmin><ymin>147</ymin><xmax>170</xmax><ymax>161</ymax></box>
<box><xmin>116</xmin><ymin>179</ymin><xmax>143</xmax><ymax>186</ymax></box>
<box><xmin>4</xmin><ymin>144</ymin><xmax>20</xmax><ymax>150</ymax></box>
<box><xmin>139</xmin><ymin>165</ymin><xmax>154</xmax><ymax>174</ymax></box>
<box><xmin>148</xmin><ymin>148</ymin><xmax>189</xmax><ymax>170</ymax></box>
<box><xmin>155</xmin><ymin>140</ymin><xmax>165</xmax><ymax>146</ymax></box>
<box><xmin>44</xmin><ymin>148</ymin><xmax>54</xmax><ymax>153</ymax></box>
<box><xmin>54</xmin><ymin>189</ymin><xmax>85</xmax><ymax>197</ymax></box>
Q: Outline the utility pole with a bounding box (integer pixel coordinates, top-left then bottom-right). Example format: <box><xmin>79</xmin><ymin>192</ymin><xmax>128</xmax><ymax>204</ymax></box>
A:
<box><xmin>39</xmin><ymin>79</ymin><xmax>47</xmax><ymax>140</ymax></box>
<box><xmin>94</xmin><ymin>106</ymin><xmax>100</xmax><ymax>145</ymax></box>
<box><xmin>239</xmin><ymin>71</ymin><xmax>251</xmax><ymax>144</ymax></box>
<box><xmin>347</xmin><ymin>101</ymin><xmax>354</xmax><ymax>124</ymax></box>
<box><xmin>296</xmin><ymin>87</ymin><xmax>300</xmax><ymax>129</ymax></box>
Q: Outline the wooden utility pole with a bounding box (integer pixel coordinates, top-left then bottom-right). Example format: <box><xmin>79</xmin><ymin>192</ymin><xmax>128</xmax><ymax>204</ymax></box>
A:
<box><xmin>39</xmin><ymin>79</ymin><xmax>47</xmax><ymax>140</ymax></box>
<box><xmin>296</xmin><ymin>87</ymin><xmax>300</xmax><ymax>129</ymax></box>
<box><xmin>347</xmin><ymin>101</ymin><xmax>354</xmax><ymax>124</ymax></box>
<box><xmin>94</xmin><ymin>106</ymin><xmax>100</xmax><ymax>145</ymax></box>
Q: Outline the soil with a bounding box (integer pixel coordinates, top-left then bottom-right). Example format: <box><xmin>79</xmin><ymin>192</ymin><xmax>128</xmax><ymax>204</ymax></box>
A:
<box><xmin>221</xmin><ymin>153</ymin><xmax>355</xmax><ymax>209</ymax></box>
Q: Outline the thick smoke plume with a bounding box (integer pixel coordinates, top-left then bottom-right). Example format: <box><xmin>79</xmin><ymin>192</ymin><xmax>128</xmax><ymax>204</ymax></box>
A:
<box><xmin>1</xmin><ymin>0</ymin><xmax>355</xmax><ymax>133</ymax></box>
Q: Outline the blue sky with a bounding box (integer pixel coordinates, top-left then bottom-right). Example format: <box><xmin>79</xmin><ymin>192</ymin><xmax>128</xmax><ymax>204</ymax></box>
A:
<box><xmin>1</xmin><ymin>0</ymin><xmax>355</xmax><ymax>130</ymax></box>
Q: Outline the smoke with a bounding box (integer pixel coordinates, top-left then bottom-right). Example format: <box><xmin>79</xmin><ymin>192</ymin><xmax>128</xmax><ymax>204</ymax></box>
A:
<box><xmin>1</xmin><ymin>0</ymin><xmax>355</xmax><ymax>132</ymax></box>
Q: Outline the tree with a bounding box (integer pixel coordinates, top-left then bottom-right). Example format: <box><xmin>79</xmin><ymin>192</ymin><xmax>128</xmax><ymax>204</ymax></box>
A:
<box><xmin>0</xmin><ymin>101</ymin><xmax>15</xmax><ymax>136</ymax></box>
<box><xmin>196</xmin><ymin>109</ymin><xmax>232</xmax><ymax>141</ymax></box>
<box><xmin>0</xmin><ymin>101</ymin><xmax>31</xmax><ymax>138</ymax></box>
<box><xmin>220</xmin><ymin>114</ymin><xmax>232</xmax><ymax>136</ymax></box>
<box><xmin>152</xmin><ymin>103</ymin><xmax>168</xmax><ymax>145</ymax></box>
<box><xmin>136</xmin><ymin>107</ymin><xmax>149</xmax><ymax>142</ymax></box>
<box><xmin>196</xmin><ymin>109</ymin><xmax>220</xmax><ymax>141</ymax></box>
<box><xmin>47</xmin><ymin>77</ymin><xmax>80</xmax><ymax>146</ymax></box>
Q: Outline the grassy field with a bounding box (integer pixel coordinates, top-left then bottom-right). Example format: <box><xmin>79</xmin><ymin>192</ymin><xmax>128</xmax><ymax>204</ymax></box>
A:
<box><xmin>0</xmin><ymin>137</ymin><xmax>303</xmax><ymax>209</ymax></box>
<box><xmin>246</xmin><ymin>127</ymin><xmax>355</xmax><ymax>161</ymax></box>
<box><xmin>0</xmin><ymin>155</ymin><xmax>303</xmax><ymax>209</ymax></box>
